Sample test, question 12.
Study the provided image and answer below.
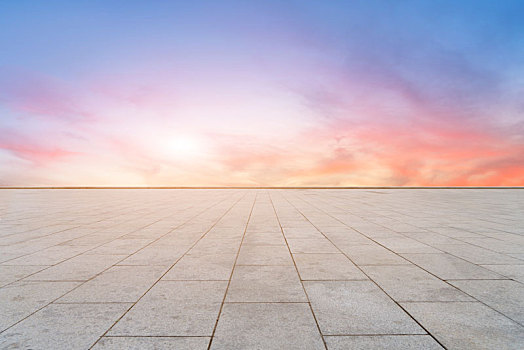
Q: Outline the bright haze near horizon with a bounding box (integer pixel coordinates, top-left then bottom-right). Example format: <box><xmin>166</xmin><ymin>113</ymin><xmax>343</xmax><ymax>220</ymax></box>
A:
<box><xmin>1</xmin><ymin>0</ymin><xmax>524</xmax><ymax>186</ymax></box>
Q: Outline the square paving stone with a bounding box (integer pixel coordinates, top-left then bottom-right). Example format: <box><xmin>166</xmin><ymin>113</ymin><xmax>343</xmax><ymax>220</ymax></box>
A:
<box><xmin>448</xmin><ymin>279</ymin><xmax>524</xmax><ymax>324</ymax></box>
<box><xmin>304</xmin><ymin>280</ymin><xmax>425</xmax><ymax>335</ymax></box>
<box><xmin>57</xmin><ymin>265</ymin><xmax>166</xmax><ymax>303</ymax></box>
<box><xmin>0</xmin><ymin>265</ymin><xmax>48</xmax><ymax>287</ymax></box>
<box><xmin>294</xmin><ymin>253</ymin><xmax>367</xmax><ymax>280</ymax></box>
<box><xmin>401</xmin><ymin>301</ymin><xmax>524</xmax><ymax>350</ymax></box>
<box><xmin>480</xmin><ymin>264</ymin><xmax>524</xmax><ymax>283</ymax></box>
<box><xmin>338</xmin><ymin>244</ymin><xmax>410</xmax><ymax>265</ymax></box>
<box><xmin>92</xmin><ymin>336</ymin><xmax>210</xmax><ymax>349</ymax></box>
<box><xmin>362</xmin><ymin>265</ymin><xmax>473</xmax><ymax>302</ymax></box>
<box><xmin>117</xmin><ymin>245</ymin><xmax>188</xmax><ymax>266</ymax></box>
<box><xmin>211</xmin><ymin>303</ymin><xmax>324</xmax><ymax>349</ymax></box>
<box><xmin>109</xmin><ymin>280</ymin><xmax>227</xmax><ymax>336</ymax></box>
<box><xmin>0</xmin><ymin>303</ymin><xmax>130</xmax><ymax>350</ymax></box>
<box><xmin>287</xmin><ymin>238</ymin><xmax>339</xmax><ymax>253</ymax></box>
<box><xmin>163</xmin><ymin>253</ymin><xmax>236</xmax><ymax>280</ymax></box>
<box><xmin>434</xmin><ymin>244</ymin><xmax>523</xmax><ymax>264</ymax></box>
<box><xmin>242</xmin><ymin>232</ymin><xmax>286</xmax><ymax>246</ymax></box>
<box><xmin>0</xmin><ymin>281</ymin><xmax>80</xmax><ymax>331</ymax></box>
<box><xmin>226</xmin><ymin>265</ymin><xmax>306</xmax><ymax>302</ymax></box>
<box><xmin>25</xmin><ymin>254</ymin><xmax>126</xmax><ymax>281</ymax></box>
<box><xmin>325</xmin><ymin>335</ymin><xmax>443</xmax><ymax>349</ymax></box>
<box><xmin>237</xmin><ymin>245</ymin><xmax>293</xmax><ymax>265</ymax></box>
<box><xmin>401</xmin><ymin>253</ymin><xmax>507</xmax><ymax>280</ymax></box>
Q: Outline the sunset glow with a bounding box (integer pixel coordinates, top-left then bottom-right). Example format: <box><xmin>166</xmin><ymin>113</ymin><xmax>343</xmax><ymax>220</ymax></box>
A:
<box><xmin>1</xmin><ymin>1</ymin><xmax>524</xmax><ymax>186</ymax></box>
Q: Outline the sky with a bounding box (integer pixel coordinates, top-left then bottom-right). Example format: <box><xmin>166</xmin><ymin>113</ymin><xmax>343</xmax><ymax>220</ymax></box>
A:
<box><xmin>1</xmin><ymin>0</ymin><xmax>524</xmax><ymax>186</ymax></box>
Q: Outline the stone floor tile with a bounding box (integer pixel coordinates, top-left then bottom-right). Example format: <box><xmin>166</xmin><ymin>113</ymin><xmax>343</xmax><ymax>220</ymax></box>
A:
<box><xmin>57</xmin><ymin>265</ymin><xmax>166</xmax><ymax>303</ymax></box>
<box><xmin>374</xmin><ymin>237</ymin><xmax>441</xmax><ymax>253</ymax></box>
<box><xmin>0</xmin><ymin>265</ymin><xmax>48</xmax><ymax>287</ymax></box>
<box><xmin>304</xmin><ymin>280</ymin><xmax>425</xmax><ymax>335</ymax></box>
<box><xmin>92</xmin><ymin>336</ymin><xmax>210</xmax><ymax>349</ymax></box>
<box><xmin>434</xmin><ymin>244</ymin><xmax>523</xmax><ymax>264</ymax></box>
<box><xmin>211</xmin><ymin>303</ymin><xmax>324</xmax><ymax>349</ymax></box>
<box><xmin>294</xmin><ymin>253</ymin><xmax>367</xmax><ymax>280</ymax></box>
<box><xmin>236</xmin><ymin>245</ymin><xmax>293</xmax><ymax>265</ymax></box>
<box><xmin>163</xmin><ymin>253</ymin><xmax>236</xmax><ymax>280</ymax></box>
<box><xmin>0</xmin><ymin>281</ymin><xmax>79</xmax><ymax>331</ymax></box>
<box><xmin>362</xmin><ymin>265</ymin><xmax>474</xmax><ymax>302</ymax></box>
<box><xmin>325</xmin><ymin>335</ymin><xmax>443</xmax><ymax>349</ymax></box>
<box><xmin>401</xmin><ymin>253</ymin><xmax>507</xmax><ymax>280</ymax></box>
<box><xmin>282</xmin><ymin>227</ymin><xmax>325</xmax><ymax>239</ymax></box>
<box><xmin>242</xmin><ymin>232</ymin><xmax>286</xmax><ymax>246</ymax></box>
<box><xmin>109</xmin><ymin>281</ymin><xmax>227</xmax><ymax>336</ymax></box>
<box><xmin>189</xmin><ymin>239</ymin><xmax>242</xmax><ymax>254</ymax></box>
<box><xmin>401</xmin><ymin>301</ymin><xmax>524</xmax><ymax>350</ymax></box>
<box><xmin>0</xmin><ymin>303</ymin><xmax>130</xmax><ymax>350</ymax></box>
<box><xmin>226</xmin><ymin>265</ymin><xmax>306</xmax><ymax>302</ymax></box>
<box><xmin>25</xmin><ymin>254</ymin><xmax>126</xmax><ymax>281</ymax></box>
<box><xmin>338</xmin><ymin>244</ymin><xmax>410</xmax><ymax>265</ymax></box>
<box><xmin>449</xmin><ymin>279</ymin><xmax>524</xmax><ymax>324</ymax></box>
<box><xmin>117</xmin><ymin>246</ymin><xmax>188</xmax><ymax>266</ymax></box>
<box><xmin>287</xmin><ymin>238</ymin><xmax>339</xmax><ymax>253</ymax></box>
<box><xmin>4</xmin><ymin>245</ymin><xmax>88</xmax><ymax>265</ymax></box>
<box><xmin>480</xmin><ymin>264</ymin><xmax>524</xmax><ymax>283</ymax></box>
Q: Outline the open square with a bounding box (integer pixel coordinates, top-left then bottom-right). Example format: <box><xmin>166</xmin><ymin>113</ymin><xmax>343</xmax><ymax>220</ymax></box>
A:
<box><xmin>1</xmin><ymin>189</ymin><xmax>523</xmax><ymax>349</ymax></box>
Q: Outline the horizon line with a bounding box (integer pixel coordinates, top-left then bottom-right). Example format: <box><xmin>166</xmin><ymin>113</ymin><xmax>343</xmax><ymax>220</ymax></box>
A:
<box><xmin>1</xmin><ymin>186</ymin><xmax>523</xmax><ymax>190</ymax></box>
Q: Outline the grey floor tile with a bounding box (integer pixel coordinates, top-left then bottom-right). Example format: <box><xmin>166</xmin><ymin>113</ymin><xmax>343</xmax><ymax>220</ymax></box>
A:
<box><xmin>325</xmin><ymin>335</ymin><xmax>443</xmax><ymax>349</ymax></box>
<box><xmin>0</xmin><ymin>303</ymin><xmax>130</xmax><ymax>350</ymax></box>
<box><xmin>435</xmin><ymin>244</ymin><xmax>523</xmax><ymax>264</ymax></box>
<box><xmin>117</xmin><ymin>246</ymin><xmax>188</xmax><ymax>266</ymax></box>
<box><xmin>374</xmin><ymin>237</ymin><xmax>441</xmax><ymax>253</ymax></box>
<box><xmin>237</xmin><ymin>245</ymin><xmax>293</xmax><ymax>265</ymax></box>
<box><xmin>480</xmin><ymin>264</ymin><xmax>524</xmax><ymax>283</ymax></box>
<box><xmin>304</xmin><ymin>280</ymin><xmax>425</xmax><ymax>335</ymax></box>
<box><xmin>283</xmin><ymin>227</ymin><xmax>325</xmax><ymax>239</ymax></box>
<box><xmin>226</xmin><ymin>265</ymin><xmax>306</xmax><ymax>302</ymax></box>
<box><xmin>449</xmin><ymin>279</ymin><xmax>524</xmax><ymax>324</ymax></box>
<box><xmin>109</xmin><ymin>281</ymin><xmax>227</xmax><ymax>336</ymax></box>
<box><xmin>402</xmin><ymin>301</ymin><xmax>524</xmax><ymax>350</ymax></box>
<box><xmin>401</xmin><ymin>253</ymin><xmax>507</xmax><ymax>280</ymax></box>
<box><xmin>338</xmin><ymin>244</ymin><xmax>410</xmax><ymax>265</ymax></box>
<box><xmin>211</xmin><ymin>303</ymin><xmax>324</xmax><ymax>349</ymax></box>
<box><xmin>189</xmin><ymin>239</ymin><xmax>242</xmax><ymax>254</ymax></box>
<box><xmin>362</xmin><ymin>265</ymin><xmax>473</xmax><ymax>302</ymax></box>
<box><xmin>87</xmin><ymin>238</ymin><xmax>153</xmax><ymax>255</ymax></box>
<box><xmin>57</xmin><ymin>265</ymin><xmax>166</xmax><ymax>303</ymax></box>
<box><xmin>4</xmin><ymin>246</ymin><xmax>88</xmax><ymax>265</ymax></box>
<box><xmin>287</xmin><ymin>238</ymin><xmax>339</xmax><ymax>253</ymax></box>
<box><xmin>93</xmin><ymin>336</ymin><xmax>210</xmax><ymax>349</ymax></box>
<box><xmin>294</xmin><ymin>253</ymin><xmax>367</xmax><ymax>280</ymax></box>
<box><xmin>25</xmin><ymin>254</ymin><xmax>126</xmax><ymax>281</ymax></box>
<box><xmin>242</xmin><ymin>232</ymin><xmax>286</xmax><ymax>246</ymax></box>
<box><xmin>163</xmin><ymin>253</ymin><xmax>236</xmax><ymax>280</ymax></box>
<box><xmin>0</xmin><ymin>265</ymin><xmax>48</xmax><ymax>287</ymax></box>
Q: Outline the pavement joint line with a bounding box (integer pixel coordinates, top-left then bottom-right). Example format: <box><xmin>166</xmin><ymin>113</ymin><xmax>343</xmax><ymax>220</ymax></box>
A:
<box><xmin>206</xmin><ymin>192</ymin><xmax>257</xmax><ymax>350</ymax></box>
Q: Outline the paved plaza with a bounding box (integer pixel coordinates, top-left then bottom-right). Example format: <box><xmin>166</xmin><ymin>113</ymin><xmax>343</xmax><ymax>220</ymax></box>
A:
<box><xmin>0</xmin><ymin>189</ymin><xmax>523</xmax><ymax>349</ymax></box>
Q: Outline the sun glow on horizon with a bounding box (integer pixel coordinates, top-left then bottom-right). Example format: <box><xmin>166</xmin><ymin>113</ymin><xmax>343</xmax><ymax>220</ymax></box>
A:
<box><xmin>1</xmin><ymin>1</ymin><xmax>524</xmax><ymax>186</ymax></box>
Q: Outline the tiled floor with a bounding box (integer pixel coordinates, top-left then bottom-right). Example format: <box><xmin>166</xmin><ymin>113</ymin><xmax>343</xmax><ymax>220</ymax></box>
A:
<box><xmin>0</xmin><ymin>189</ymin><xmax>523</xmax><ymax>349</ymax></box>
